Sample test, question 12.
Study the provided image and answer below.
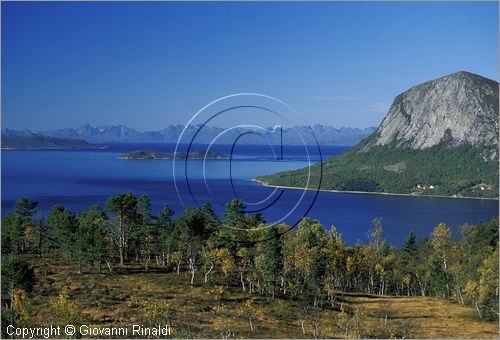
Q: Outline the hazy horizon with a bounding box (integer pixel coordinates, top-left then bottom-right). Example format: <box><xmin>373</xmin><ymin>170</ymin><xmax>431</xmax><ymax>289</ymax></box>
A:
<box><xmin>2</xmin><ymin>122</ymin><xmax>379</xmax><ymax>133</ymax></box>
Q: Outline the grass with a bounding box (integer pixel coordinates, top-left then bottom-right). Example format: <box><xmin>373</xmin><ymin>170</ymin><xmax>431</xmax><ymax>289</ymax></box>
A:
<box><xmin>258</xmin><ymin>143</ymin><xmax>499</xmax><ymax>199</ymax></box>
<box><xmin>26</xmin><ymin>257</ymin><xmax>499</xmax><ymax>339</ymax></box>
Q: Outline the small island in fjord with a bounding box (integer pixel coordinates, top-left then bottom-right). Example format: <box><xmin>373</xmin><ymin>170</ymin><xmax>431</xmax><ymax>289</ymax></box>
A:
<box><xmin>118</xmin><ymin>149</ymin><xmax>230</xmax><ymax>160</ymax></box>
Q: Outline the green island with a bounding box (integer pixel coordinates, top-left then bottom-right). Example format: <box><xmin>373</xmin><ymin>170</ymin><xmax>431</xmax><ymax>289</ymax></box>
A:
<box><xmin>2</xmin><ymin>194</ymin><xmax>498</xmax><ymax>338</ymax></box>
<box><xmin>257</xmin><ymin>143</ymin><xmax>499</xmax><ymax>199</ymax></box>
<box><xmin>118</xmin><ymin>149</ymin><xmax>230</xmax><ymax>160</ymax></box>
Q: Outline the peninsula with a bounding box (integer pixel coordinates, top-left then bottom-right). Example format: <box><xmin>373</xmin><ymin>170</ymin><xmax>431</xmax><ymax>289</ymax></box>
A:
<box><xmin>257</xmin><ymin>71</ymin><xmax>499</xmax><ymax>199</ymax></box>
<box><xmin>1</xmin><ymin>134</ymin><xmax>104</xmax><ymax>150</ymax></box>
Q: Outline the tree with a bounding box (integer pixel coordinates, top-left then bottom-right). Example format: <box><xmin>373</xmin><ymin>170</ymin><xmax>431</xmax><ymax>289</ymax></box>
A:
<box><xmin>427</xmin><ymin>254</ymin><xmax>448</xmax><ymax>298</ymax></box>
<box><xmin>367</xmin><ymin>218</ymin><xmax>384</xmax><ymax>253</ymax></box>
<box><xmin>480</xmin><ymin>219</ymin><xmax>498</xmax><ymax>249</ymax></box>
<box><xmin>376</xmin><ymin>242</ymin><xmax>396</xmax><ymax>295</ymax></box>
<box><xmin>2</xmin><ymin>289</ymin><xmax>32</xmax><ymax>337</ymax></box>
<box><xmin>208</xmin><ymin>285</ymin><xmax>231</xmax><ymax>339</ymax></box>
<box><xmin>16</xmin><ymin>196</ymin><xmax>41</xmax><ymax>253</ymax></box>
<box><xmin>463</xmin><ymin>279</ymin><xmax>480</xmax><ymax>314</ymax></box>
<box><xmin>201</xmin><ymin>202</ymin><xmax>219</xmax><ymax>235</ymax></box>
<box><xmin>15</xmin><ymin>196</ymin><xmax>39</xmax><ymax>221</ymax></box>
<box><xmin>414</xmin><ymin>237</ymin><xmax>432</xmax><ymax>297</ymax></box>
<box><xmin>449</xmin><ymin>224</ymin><xmax>480</xmax><ymax>304</ymax></box>
<box><xmin>49</xmin><ymin>289</ymin><xmax>82</xmax><ymax>336</ymax></box>
<box><xmin>46</xmin><ymin>204</ymin><xmax>78</xmax><ymax>262</ymax></box>
<box><xmin>76</xmin><ymin>205</ymin><xmax>108</xmax><ymax>273</ymax></box>
<box><xmin>351</xmin><ymin>307</ymin><xmax>368</xmax><ymax>339</ymax></box>
<box><xmin>289</xmin><ymin>219</ymin><xmax>328</xmax><ymax>333</ymax></box>
<box><xmin>175</xmin><ymin>208</ymin><xmax>209</xmax><ymax>284</ymax></box>
<box><xmin>223</xmin><ymin>199</ymin><xmax>246</xmax><ymax>229</ymax></box>
<box><xmin>399</xmin><ymin>232</ymin><xmax>417</xmax><ymax>295</ymax></box>
<box><xmin>429</xmin><ymin>223</ymin><xmax>452</xmax><ymax>297</ymax></box>
<box><xmin>235</xmin><ymin>298</ymin><xmax>262</xmax><ymax>332</ymax></box>
<box><xmin>400</xmin><ymin>232</ymin><xmax>417</xmax><ymax>265</ymax></box>
<box><xmin>201</xmin><ymin>243</ymin><xmax>234</xmax><ymax>284</ymax></box>
<box><xmin>477</xmin><ymin>248</ymin><xmax>499</xmax><ymax>319</ymax></box>
<box><xmin>23</xmin><ymin>219</ymin><xmax>48</xmax><ymax>258</ymax></box>
<box><xmin>1</xmin><ymin>254</ymin><xmax>35</xmax><ymax>304</ymax></box>
<box><xmin>2</xmin><ymin>197</ymin><xmax>39</xmax><ymax>255</ymax></box>
<box><xmin>236</xmin><ymin>247</ymin><xmax>252</xmax><ymax>292</ymax></box>
<box><xmin>157</xmin><ymin>204</ymin><xmax>175</xmax><ymax>266</ymax></box>
<box><xmin>11</xmin><ymin>289</ymin><xmax>31</xmax><ymax>328</ymax></box>
<box><xmin>201</xmin><ymin>241</ymin><xmax>217</xmax><ymax>284</ymax></box>
<box><xmin>258</xmin><ymin>225</ymin><xmax>283</xmax><ymax>299</ymax></box>
<box><xmin>431</xmin><ymin>223</ymin><xmax>452</xmax><ymax>272</ymax></box>
<box><xmin>220</xmin><ymin>199</ymin><xmax>247</xmax><ymax>255</ymax></box>
<box><xmin>186</xmin><ymin>238</ymin><xmax>201</xmax><ymax>285</ymax></box>
<box><xmin>105</xmin><ymin>192</ymin><xmax>139</xmax><ymax>266</ymax></box>
<box><xmin>323</xmin><ymin>226</ymin><xmax>347</xmax><ymax>303</ymax></box>
<box><xmin>336</xmin><ymin>308</ymin><xmax>351</xmax><ymax>338</ymax></box>
<box><xmin>137</xmin><ymin>194</ymin><xmax>153</xmax><ymax>223</ymax></box>
<box><xmin>178</xmin><ymin>207</ymin><xmax>214</xmax><ymax>241</ymax></box>
<box><xmin>217</xmin><ymin>248</ymin><xmax>235</xmax><ymax>279</ymax></box>
<box><xmin>135</xmin><ymin>195</ymin><xmax>155</xmax><ymax>270</ymax></box>
<box><xmin>1</xmin><ymin>253</ymin><xmax>36</xmax><ymax>332</ymax></box>
<box><xmin>2</xmin><ymin>213</ymin><xmax>23</xmax><ymax>255</ymax></box>
<box><xmin>366</xmin><ymin>218</ymin><xmax>385</xmax><ymax>294</ymax></box>
<box><xmin>171</xmin><ymin>251</ymin><xmax>183</xmax><ymax>276</ymax></box>
<box><xmin>140</xmin><ymin>299</ymin><xmax>172</xmax><ymax>326</ymax></box>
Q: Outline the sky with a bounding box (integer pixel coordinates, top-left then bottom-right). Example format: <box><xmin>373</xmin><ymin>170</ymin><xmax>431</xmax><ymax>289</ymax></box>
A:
<box><xmin>2</xmin><ymin>1</ymin><xmax>498</xmax><ymax>131</ymax></box>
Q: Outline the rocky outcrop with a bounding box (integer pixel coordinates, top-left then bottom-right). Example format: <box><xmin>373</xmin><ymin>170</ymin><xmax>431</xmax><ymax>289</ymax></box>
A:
<box><xmin>360</xmin><ymin>71</ymin><xmax>499</xmax><ymax>154</ymax></box>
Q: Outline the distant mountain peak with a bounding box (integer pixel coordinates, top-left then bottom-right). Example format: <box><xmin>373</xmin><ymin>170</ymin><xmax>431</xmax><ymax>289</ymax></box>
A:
<box><xmin>360</xmin><ymin>71</ymin><xmax>499</xmax><ymax>154</ymax></box>
<box><xmin>2</xmin><ymin>124</ymin><xmax>376</xmax><ymax>146</ymax></box>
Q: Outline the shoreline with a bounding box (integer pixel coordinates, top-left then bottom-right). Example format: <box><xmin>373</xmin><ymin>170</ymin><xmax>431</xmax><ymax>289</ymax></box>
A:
<box><xmin>252</xmin><ymin>178</ymin><xmax>499</xmax><ymax>201</ymax></box>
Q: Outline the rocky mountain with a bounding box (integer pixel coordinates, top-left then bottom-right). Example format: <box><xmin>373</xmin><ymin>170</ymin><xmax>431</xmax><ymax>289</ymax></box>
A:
<box><xmin>2</xmin><ymin>124</ymin><xmax>376</xmax><ymax>146</ymax></box>
<box><xmin>258</xmin><ymin>71</ymin><xmax>499</xmax><ymax>198</ymax></box>
<box><xmin>42</xmin><ymin>124</ymin><xmax>148</xmax><ymax>142</ymax></box>
<box><xmin>360</xmin><ymin>71</ymin><xmax>499</xmax><ymax>157</ymax></box>
<box><xmin>1</xmin><ymin>128</ymin><xmax>37</xmax><ymax>137</ymax></box>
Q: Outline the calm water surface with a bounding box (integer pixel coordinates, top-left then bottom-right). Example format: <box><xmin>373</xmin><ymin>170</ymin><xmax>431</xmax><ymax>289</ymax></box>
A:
<box><xmin>2</xmin><ymin>143</ymin><xmax>498</xmax><ymax>245</ymax></box>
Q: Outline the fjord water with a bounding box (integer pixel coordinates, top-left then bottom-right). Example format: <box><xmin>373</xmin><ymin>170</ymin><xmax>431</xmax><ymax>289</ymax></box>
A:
<box><xmin>2</xmin><ymin>143</ymin><xmax>498</xmax><ymax>245</ymax></box>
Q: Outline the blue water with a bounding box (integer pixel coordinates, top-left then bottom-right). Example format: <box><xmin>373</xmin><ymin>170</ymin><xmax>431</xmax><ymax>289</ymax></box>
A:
<box><xmin>2</xmin><ymin>143</ymin><xmax>498</xmax><ymax>246</ymax></box>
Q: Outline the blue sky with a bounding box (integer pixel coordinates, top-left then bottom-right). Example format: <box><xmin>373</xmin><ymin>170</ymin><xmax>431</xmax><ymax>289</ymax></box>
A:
<box><xmin>2</xmin><ymin>2</ymin><xmax>498</xmax><ymax>130</ymax></box>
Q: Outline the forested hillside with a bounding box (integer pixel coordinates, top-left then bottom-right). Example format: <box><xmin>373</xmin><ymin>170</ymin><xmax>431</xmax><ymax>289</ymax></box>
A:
<box><xmin>258</xmin><ymin>143</ymin><xmax>499</xmax><ymax>198</ymax></box>
<box><xmin>2</xmin><ymin>194</ymin><xmax>498</xmax><ymax>338</ymax></box>
<box><xmin>259</xmin><ymin>72</ymin><xmax>499</xmax><ymax>198</ymax></box>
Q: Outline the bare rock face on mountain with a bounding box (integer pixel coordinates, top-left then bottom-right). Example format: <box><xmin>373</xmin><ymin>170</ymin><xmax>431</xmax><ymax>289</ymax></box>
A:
<box><xmin>360</xmin><ymin>71</ymin><xmax>499</xmax><ymax>157</ymax></box>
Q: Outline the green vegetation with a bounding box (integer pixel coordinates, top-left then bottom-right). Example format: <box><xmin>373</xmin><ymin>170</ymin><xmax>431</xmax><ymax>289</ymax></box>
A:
<box><xmin>2</xmin><ymin>195</ymin><xmax>498</xmax><ymax>338</ymax></box>
<box><xmin>1</xmin><ymin>134</ymin><xmax>101</xmax><ymax>150</ymax></box>
<box><xmin>118</xmin><ymin>149</ymin><xmax>230</xmax><ymax>160</ymax></box>
<box><xmin>258</xmin><ymin>143</ymin><xmax>499</xmax><ymax>198</ymax></box>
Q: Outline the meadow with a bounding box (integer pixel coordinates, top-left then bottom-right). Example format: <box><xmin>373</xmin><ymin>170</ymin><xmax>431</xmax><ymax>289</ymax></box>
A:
<box><xmin>19</xmin><ymin>257</ymin><xmax>499</xmax><ymax>339</ymax></box>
